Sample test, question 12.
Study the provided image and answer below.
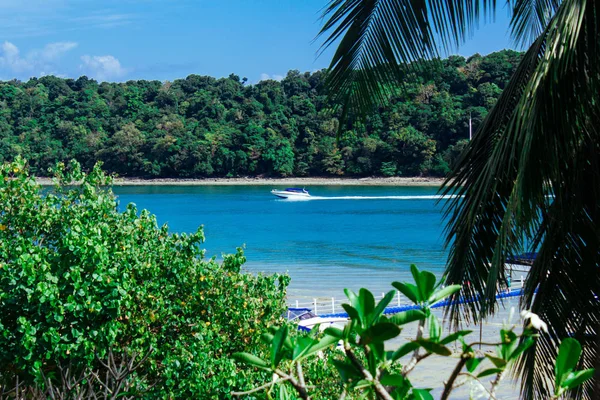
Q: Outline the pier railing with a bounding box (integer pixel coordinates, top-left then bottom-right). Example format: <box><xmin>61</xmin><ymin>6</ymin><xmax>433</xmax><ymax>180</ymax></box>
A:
<box><xmin>288</xmin><ymin>275</ymin><xmax>527</xmax><ymax>316</ymax></box>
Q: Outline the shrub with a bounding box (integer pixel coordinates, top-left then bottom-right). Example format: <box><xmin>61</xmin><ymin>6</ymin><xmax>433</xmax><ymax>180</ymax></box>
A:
<box><xmin>0</xmin><ymin>158</ymin><xmax>289</xmax><ymax>398</ymax></box>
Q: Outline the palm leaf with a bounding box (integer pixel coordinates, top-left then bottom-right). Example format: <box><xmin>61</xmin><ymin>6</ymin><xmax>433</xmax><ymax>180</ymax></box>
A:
<box><xmin>442</xmin><ymin>0</ymin><xmax>600</xmax><ymax>397</ymax></box>
<box><xmin>317</xmin><ymin>0</ymin><xmax>495</xmax><ymax>116</ymax></box>
<box><xmin>508</xmin><ymin>0</ymin><xmax>561</xmax><ymax>46</ymax></box>
<box><xmin>320</xmin><ymin>0</ymin><xmax>600</xmax><ymax>398</ymax></box>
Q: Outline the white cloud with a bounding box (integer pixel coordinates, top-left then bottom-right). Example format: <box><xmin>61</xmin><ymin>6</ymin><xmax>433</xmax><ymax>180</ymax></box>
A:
<box><xmin>0</xmin><ymin>41</ymin><xmax>32</xmax><ymax>73</ymax></box>
<box><xmin>0</xmin><ymin>40</ymin><xmax>78</xmax><ymax>78</ymax></box>
<box><xmin>70</xmin><ymin>13</ymin><xmax>135</xmax><ymax>29</ymax></box>
<box><xmin>0</xmin><ymin>41</ymin><xmax>128</xmax><ymax>82</ymax></box>
<box><xmin>259</xmin><ymin>73</ymin><xmax>284</xmax><ymax>82</ymax></box>
<box><xmin>80</xmin><ymin>55</ymin><xmax>127</xmax><ymax>81</ymax></box>
<box><xmin>39</xmin><ymin>41</ymin><xmax>78</xmax><ymax>61</ymax></box>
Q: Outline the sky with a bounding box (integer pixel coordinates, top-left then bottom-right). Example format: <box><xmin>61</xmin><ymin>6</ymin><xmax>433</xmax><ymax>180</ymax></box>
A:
<box><xmin>0</xmin><ymin>0</ymin><xmax>519</xmax><ymax>83</ymax></box>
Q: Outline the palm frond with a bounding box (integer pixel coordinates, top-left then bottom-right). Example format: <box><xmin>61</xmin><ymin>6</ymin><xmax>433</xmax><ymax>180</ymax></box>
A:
<box><xmin>320</xmin><ymin>0</ymin><xmax>599</xmax><ymax>397</ymax></box>
<box><xmin>508</xmin><ymin>0</ymin><xmax>561</xmax><ymax>46</ymax></box>
<box><xmin>440</xmin><ymin>33</ymin><xmax>547</xmax><ymax>322</ymax></box>
<box><xmin>318</xmin><ymin>0</ymin><xmax>495</xmax><ymax>114</ymax></box>
<box><xmin>442</xmin><ymin>0</ymin><xmax>600</xmax><ymax>397</ymax></box>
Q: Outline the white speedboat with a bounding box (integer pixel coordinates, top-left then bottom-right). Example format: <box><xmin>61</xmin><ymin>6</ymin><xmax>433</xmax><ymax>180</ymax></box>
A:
<box><xmin>287</xmin><ymin>308</ymin><xmax>347</xmax><ymax>333</ymax></box>
<box><xmin>271</xmin><ymin>187</ymin><xmax>310</xmax><ymax>199</ymax></box>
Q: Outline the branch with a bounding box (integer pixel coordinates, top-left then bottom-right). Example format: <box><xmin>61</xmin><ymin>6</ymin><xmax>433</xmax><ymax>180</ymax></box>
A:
<box><xmin>274</xmin><ymin>369</ymin><xmax>310</xmax><ymax>400</ymax></box>
<box><xmin>441</xmin><ymin>356</ymin><xmax>469</xmax><ymax>400</ymax></box>
<box><xmin>344</xmin><ymin>345</ymin><xmax>394</xmax><ymax>400</ymax></box>
<box><xmin>402</xmin><ymin>318</ymin><xmax>426</xmax><ymax>376</ymax></box>
<box><xmin>231</xmin><ymin>378</ymin><xmax>290</xmax><ymax>397</ymax></box>
<box><xmin>455</xmin><ymin>373</ymin><xmax>496</xmax><ymax>399</ymax></box>
<box><xmin>296</xmin><ymin>361</ymin><xmax>306</xmax><ymax>388</ymax></box>
<box><xmin>489</xmin><ymin>370</ymin><xmax>504</xmax><ymax>399</ymax></box>
<box><xmin>467</xmin><ymin>341</ymin><xmax>505</xmax><ymax>348</ymax></box>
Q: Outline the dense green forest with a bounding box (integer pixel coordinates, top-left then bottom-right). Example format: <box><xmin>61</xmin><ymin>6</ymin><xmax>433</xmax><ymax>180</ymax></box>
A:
<box><xmin>0</xmin><ymin>50</ymin><xmax>521</xmax><ymax>178</ymax></box>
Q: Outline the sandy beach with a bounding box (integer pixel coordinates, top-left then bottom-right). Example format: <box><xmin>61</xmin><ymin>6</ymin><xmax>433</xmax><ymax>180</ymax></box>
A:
<box><xmin>36</xmin><ymin>176</ymin><xmax>446</xmax><ymax>186</ymax></box>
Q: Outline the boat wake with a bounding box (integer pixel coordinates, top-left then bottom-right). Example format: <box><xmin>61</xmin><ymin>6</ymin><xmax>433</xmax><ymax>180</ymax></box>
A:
<box><xmin>280</xmin><ymin>194</ymin><xmax>462</xmax><ymax>201</ymax></box>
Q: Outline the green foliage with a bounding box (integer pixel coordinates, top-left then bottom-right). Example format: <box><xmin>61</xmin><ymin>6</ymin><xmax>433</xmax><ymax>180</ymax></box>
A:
<box><xmin>554</xmin><ymin>338</ymin><xmax>595</xmax><ymax>398</ymax></box>
<box><xmin>235</xmin><ymin>269</ymin><xmax>594</xmax><ymax>400</ymax></box>
<box><xmin>0</xmin><ymin>52</ymin><xmax>519</xmax><ymax>178</ymax></box>
<box><xmin>392</xmin><ymin>264</ymin><xmax>461</xmax><ymax>307</ymax></box>
<box><xmin>0</xmin><ymin>158</ymin><xmax>289</xmax><ymax>398</ymax></box>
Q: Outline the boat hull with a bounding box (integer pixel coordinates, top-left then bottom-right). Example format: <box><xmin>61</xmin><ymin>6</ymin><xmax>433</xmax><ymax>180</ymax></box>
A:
<box><xmin>298</xmin><ymin>316</ymin><xmax>348</xmax><ymax>332</ymax></box>
<box><xmin>271</xmin><ymin>190</ymin><xmax>310</xmax><ymax>199</ymax></box>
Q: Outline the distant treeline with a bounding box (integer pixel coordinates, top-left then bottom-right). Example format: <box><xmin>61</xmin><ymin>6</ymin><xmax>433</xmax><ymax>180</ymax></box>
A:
<box><xmin>0</xmin><ymin>50</ymin><xmax>521</xmax><ymax>178</ymax></box>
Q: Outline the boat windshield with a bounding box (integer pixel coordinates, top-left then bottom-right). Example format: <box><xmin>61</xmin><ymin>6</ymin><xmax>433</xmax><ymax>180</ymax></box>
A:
<box><xmin>285</xmin><ymin>188</ymin><xmax>306</xmax><ymax>193</ymax></box>
<box><xmin>506</xmin><ymin>252</ymin><xmax>537</xmax><ymax>265</ymax></box>
<box><xmin>286</xmin><ymin>308</ymin><xmax>317</xmax><ymax>320</ymax></box>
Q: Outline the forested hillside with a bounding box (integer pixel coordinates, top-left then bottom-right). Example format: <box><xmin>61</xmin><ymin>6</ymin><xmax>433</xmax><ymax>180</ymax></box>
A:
<box><xmin>0</xmin><ymin>50</ymin><xmax>521</xmax><ymax>178</ymax></box>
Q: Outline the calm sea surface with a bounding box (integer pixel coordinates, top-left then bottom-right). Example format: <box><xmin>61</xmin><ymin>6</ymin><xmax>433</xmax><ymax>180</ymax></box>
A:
<box><xmin>113</xmin><ymin>185</ymin><xmax>451</xmax><ymax>300</ymax></box>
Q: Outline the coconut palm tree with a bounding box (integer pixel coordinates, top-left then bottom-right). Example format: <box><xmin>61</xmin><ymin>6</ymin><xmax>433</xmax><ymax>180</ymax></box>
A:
<box><xmin>318</xmin><ymin>0</ymin><xmax>600</xmax><ymax>398</ymax></box>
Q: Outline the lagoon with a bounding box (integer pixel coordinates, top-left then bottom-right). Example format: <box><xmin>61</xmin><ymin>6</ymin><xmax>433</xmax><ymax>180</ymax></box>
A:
<box><xmin>113</xmin><ymin>185</ymin><xmax>451</xmax><ymax>300</ymax></box>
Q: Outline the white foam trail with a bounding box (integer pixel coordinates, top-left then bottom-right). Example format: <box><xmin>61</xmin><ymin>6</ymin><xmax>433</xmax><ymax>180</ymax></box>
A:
<box><xmin>280</xmin><ymin>195</ymin><xmax>462</xmax><ymax>201</ymax></box>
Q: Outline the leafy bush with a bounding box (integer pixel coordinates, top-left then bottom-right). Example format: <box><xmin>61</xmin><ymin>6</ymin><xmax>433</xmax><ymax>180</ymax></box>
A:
<box><xmin>380</xmin><ymin>161</ymin><xmax>397</xmax><ymax>177</ymax></box>
<box><xmin>0</xmin><ymin>158</ymin><xmax>289</xmax><ymax>398</ymax></box>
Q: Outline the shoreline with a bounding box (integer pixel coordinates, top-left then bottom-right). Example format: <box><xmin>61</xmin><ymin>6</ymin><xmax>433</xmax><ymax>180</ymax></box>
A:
<box><xmin>35</xmin><ymin>176</ymin><xmax>446</xmax><ymax>187</ymax></box>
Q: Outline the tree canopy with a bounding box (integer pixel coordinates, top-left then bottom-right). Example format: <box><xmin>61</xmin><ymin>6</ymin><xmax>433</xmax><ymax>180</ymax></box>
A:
<box><xmin>0</xmin><ymin>50</ymin><xmax>520</xmax><ymax>178</ymax></box>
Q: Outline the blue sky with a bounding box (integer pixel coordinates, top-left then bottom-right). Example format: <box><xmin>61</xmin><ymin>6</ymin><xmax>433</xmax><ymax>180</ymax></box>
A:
<box><xmin>0</xmin><ymin>0</ymin><xmax>517</xmax><ymax>83</ymax></box>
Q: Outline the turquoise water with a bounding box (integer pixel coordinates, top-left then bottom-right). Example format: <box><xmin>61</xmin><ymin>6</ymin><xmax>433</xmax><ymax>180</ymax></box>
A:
<box><xmin>113</xmin><ymin>185</ymin><xmax>451</xmax><ymax>300</ymax></box>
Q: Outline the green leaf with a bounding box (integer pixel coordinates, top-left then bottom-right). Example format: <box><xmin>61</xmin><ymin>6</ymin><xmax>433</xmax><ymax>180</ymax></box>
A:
<box><xmin>283</xmin><ymin>332</ymin><xmax>294</xmax><ymax>350</ymax></box>
<box><xmin>380</xmin><ymin>373</ymin><xmax>407</xmax><ymax>387</ymax></box>
<box><xmin>369</xmin><ymin>341</ymin><xmax>385</xmax><ymax>363</ymax></box>
<box><xmin>466</xmin><ymin>357</ymin><xmax>483</xmax><ymax>373</ymax></box>
<box><xmin>370</xmin><ymin>290</ymin><xmax>395</xmax><ymax>325</ymax></box>
<box><xmin>360</xmin><ymin>322</ymin><xmax>401</xmax><ymax>344</ymax></box>
<box><xmin>439</xmin><ymin>330</ymin><xmax>473</xmax><ymax>345</ymax></box>
<box><xmin>279</xmin><ymin>383</ymin><xmax>291</xmax><ymax>400</ymax></box>
<box><xmin>342</xmin><ymin>319</ymin><xmax>354</xmax><ymax>341</ymax></box>
<box><xmin>428</xmin><ymin>285</ymin><xmax>462</xmax><ymax>304</ymax></box>
<box><xmin>292</xmin><ymin>336</ymin><xmax>313</xmax><ymax>361</ymax></box>
<box><xmin>555</xmin><ymin>338</ymin><xmax>582</xmax><ymax>388</ymax></box>
<box><xmin>417</xmin><ymin>271</ymin><xmax>437</xmax><ymax>302</ymax></box>
<box><xmin>300</xmin><ymin>334</ymin><xmax>340</xmax><ymax>360</ymax></box>
<box><xmin>564</xmin><ymin>368</ymin><xmax>596</xmax><ymax>390</ymax></box>
<box><xmin>408</xmin><ymin>264</ymin><xmax>436</xmax><ymax>301</ymax></box>
<box><xmin>412</xmin><ymin>388</ymin><xmax>434</xmax><ymax>400</ymax></box>
<box><xmin>388</xmin><ymin>309</ymin><xmax>426</xmax><ymax>326</ymax></box>
<box><xmin>354</xmin><ymin>379</ymin><xmax>372</xmax><ymax>390</ymax></box>
<box><xmin>233</xmin><ymin>352</ymin><xmax>270</xmax><ymax>371</ymax></box>
<box><xmin>391</xmin><ymin>342</ymin><xmax>419</xmax><ymax>361</ymax></box>
<box><xmin>416</xmin><ymin>339</ymin><xmax>451</xmax><ymax>356</ymax></box>
<box><xmin>499</xmin><ymin>329</ymin><xmax>519</xmax><ymax>360</ymax></box>
<box><xmin>391</xmin><ymin>281</ymin><xmax>419</xmax><ymax>304</ymax></box>
<box><xmin>428</xmin><ymin>314</ymin><xmax>441</xmax><ymax>342</ymax></box>
<box><xmin>410</xmin><ymin>264</ymin><xmax>421</xmax><ymax>288</ymax></box>
<box><xmin>333</xmin><ymin>359</ymin><xmax>361</xmax><ymax>383</ymax></box>
<box><xmin>477</xmin><ymin>368</ymin><xmax>504</xmax><ymax>378</ymax></box>
<box><xmin>485</xmin><ymin>355</ymin><xmax>508</xmax><ymax>368</ymax></box>
<box><xmin>323</xmin><ymin>327</ymin><xmax>343</xmax><ymax>338</ymax></box>
<box><xmin>508</xmin><ymin>337</ymin><xmax>535</xmax><ymax>361</ymax></box>
<box><xmin>270</xmin><ymin>325</ymin><xmax>288</xmax><ymax>368</ymax></box>
<box><xmin>261</xmin><ymin>332</ymin><xmax>274</xmax><ymax>345</ymax></box>
<box><xmin>359</xmin><ymin>288</ymin><xmax>375</xmax><ymax>323</ymax></box>
<box><xmin>344</xmin><ymin>288</ymin><xmax>360</xmax><ymax>312</ymax></box>
<box><xmin>341</xmin><ymin>303</ymin><xmax>360</xmax><ymax>321</ymax></box>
